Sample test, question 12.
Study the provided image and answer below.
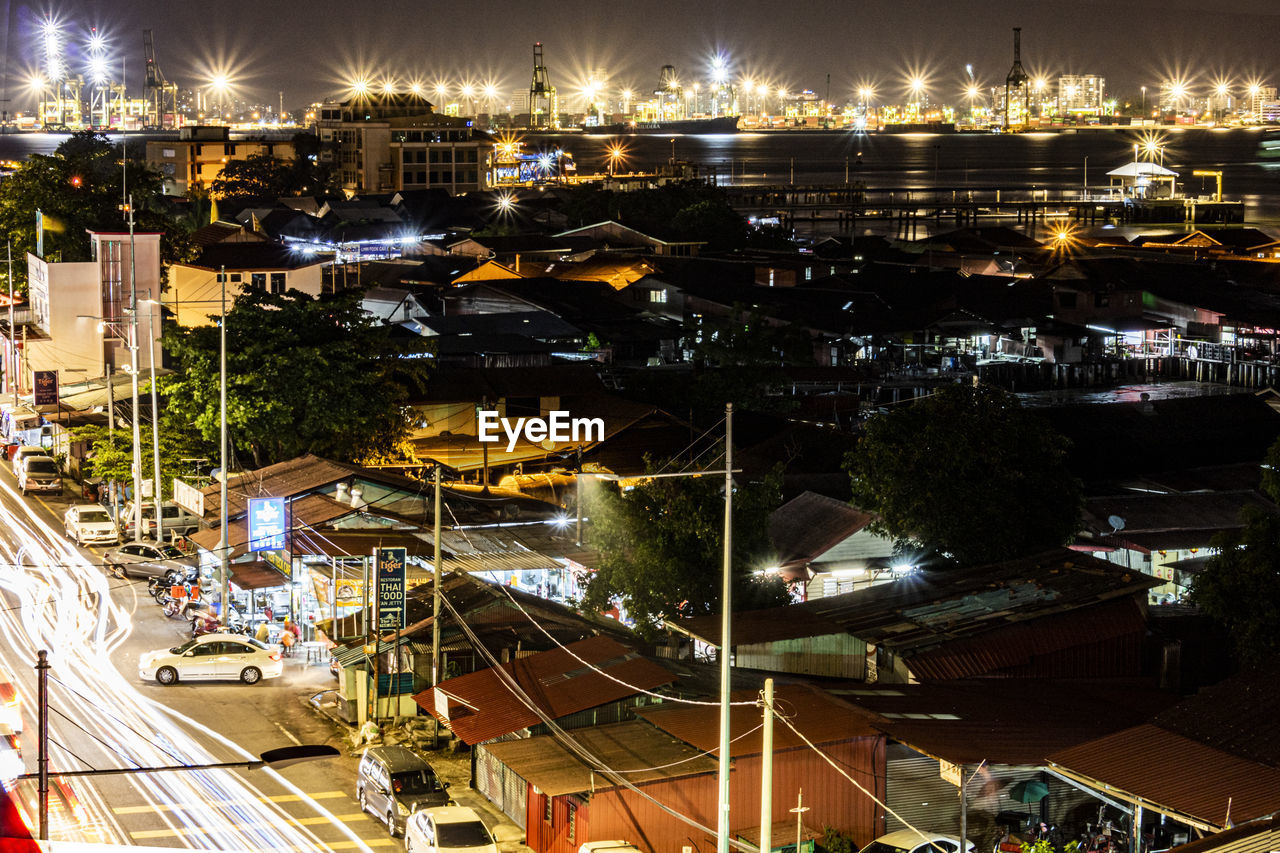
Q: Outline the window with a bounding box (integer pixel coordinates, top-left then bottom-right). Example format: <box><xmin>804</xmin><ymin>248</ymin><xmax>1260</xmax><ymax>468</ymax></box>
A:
<box><xmin>270</xmin><ymin>273</ymin><xmax>286</xmax><ymax>294</ymax></box>
<box><xmin>648</xmin><ymin>289</ymin><xmax>667</xmax><ymax>304</ymax></box>
<box><xmin>162</xmin><ymin>148</ymin><xmax>176</xmax><ymax>158</ymax></box>
<box><xmin>544</xmin><ymin>795</ymin><xmax>552</xmax><ymax>825</ymax></box>
<box><xmin>250</xmin><ymin>273</ymin><xmax>266</xmax><ymax>290</ymax></box>
<box><xmin>805</xmin><ymin>267</ymin><xmax>812</xmax><ymax>281</ymax></box>
<box><xmin>567</xmin><ymin>803</ymin><xmax>576</xmax><ymax>843</ymax></box>
<box><xmin>229</xmin><ymin>273</ymin><xmax>243</xmax><ymax>283</ymax></box>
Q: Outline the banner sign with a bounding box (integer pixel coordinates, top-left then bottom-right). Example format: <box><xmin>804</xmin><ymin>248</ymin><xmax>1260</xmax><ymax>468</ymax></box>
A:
<box><xmin>173</xmin><ymin>478</ymin><xmax>205</xmax><ymax>517</ymax></box>
<box><xmin>247</xmin><ymin>497</ymin><xmax>287</xmax><ymax>552</ymax></box>
<box><xmin>376</xmin><ymin>547</ymin><xmax>407</xmax><ymax>631</ymax></box>
<box><xmin>33</xmin><ymin>371</ymin><xmax>58</xmax><ymax>407</ymax></box>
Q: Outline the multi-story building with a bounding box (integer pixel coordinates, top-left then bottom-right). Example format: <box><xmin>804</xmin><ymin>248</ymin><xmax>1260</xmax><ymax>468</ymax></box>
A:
<box><xmin>1250</xmin><ymin>86</ymin><xmax>1278</xmax><ymax>118</ymax></box>
<box><xmin>316</xmin><ymin>93</ymin><xmax>486</xmax><ymax>195</ymax></box>
<box><xmin>1057</xmin><ymin>75</ymin><xmax>1105</xmax><ymax>115</ymax></box>
<box><xmin>145</xmin><ymin>126</ymin><xmax>296</xmax><ymax>196</ymax></box>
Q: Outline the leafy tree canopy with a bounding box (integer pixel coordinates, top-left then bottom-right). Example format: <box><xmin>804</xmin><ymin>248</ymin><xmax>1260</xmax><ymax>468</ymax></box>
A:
<box><xmin>0</xmin><ymin>131</ymin><xmax>193</xmax><ymax>292</ymax></box>
<box><xmin>845</xmin><ymin>384</ymin><xmax>1083</xmax><ymax>566</ymax></box>
<box><xmin>70</xmin><ymin>405</ymin><xmax>204</xmax><ymax>500</ymax></box>
<box><xmin>580</xmin><ymin>460</ymin><xmax>791</xmax><ymax>637</ymax></box>
<box><xmin>160</xmin><ymin>288</ymin><xmax>432</xmax><ymax>468</ymax></box>
<box><xmin>211</xmin><ymin>153</ymin><xmax>295</xmax><ymax>200</ymax></box>
<box><xmin>1189</xmin><ymin>437</ymin><xmax>1280</xmax><ymax>666</ymax></box>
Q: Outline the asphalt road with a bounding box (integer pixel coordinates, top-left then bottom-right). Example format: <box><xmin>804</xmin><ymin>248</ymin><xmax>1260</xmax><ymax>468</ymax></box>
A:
<box><xmin>0</xmin><ymin>462</ymin><xmax>402</xmax><ymax>851</ymax></box>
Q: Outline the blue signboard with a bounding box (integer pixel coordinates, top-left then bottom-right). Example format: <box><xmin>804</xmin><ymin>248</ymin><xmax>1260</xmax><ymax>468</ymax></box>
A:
<box><xmin>377</xmin><ymin>547</ymin><xmax>407</xmax><ymax>632</ymax></box>
<box><xmin>247</xmin><ymin>497</ymin><xmax>287</xmax><ymax>552</ymax></box>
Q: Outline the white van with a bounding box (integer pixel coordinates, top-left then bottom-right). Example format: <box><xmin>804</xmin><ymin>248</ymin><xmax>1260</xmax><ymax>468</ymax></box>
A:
<box><xmin>121</xmin><ymin>501</ymin><xmax>201</xmax><ymax>539</ymax></box>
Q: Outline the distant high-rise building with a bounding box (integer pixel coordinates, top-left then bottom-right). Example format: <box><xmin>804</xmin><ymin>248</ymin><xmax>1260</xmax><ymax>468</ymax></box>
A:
<box><xmin>1250</xmin><ymin>86</ymin><xmax>1277</xmax><ymax>117</ymax></box>
<box><xmin>1057</xmin><ymin>75</ymin><xmax>1105</xmax><ymax>115</ymax></box>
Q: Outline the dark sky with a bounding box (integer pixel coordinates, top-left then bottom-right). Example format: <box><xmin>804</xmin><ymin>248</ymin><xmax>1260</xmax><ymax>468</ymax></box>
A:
<box><xmin>2</xmin><ymin>0</ymin><xmax>1278</xmax><ymax>110</ymax></box>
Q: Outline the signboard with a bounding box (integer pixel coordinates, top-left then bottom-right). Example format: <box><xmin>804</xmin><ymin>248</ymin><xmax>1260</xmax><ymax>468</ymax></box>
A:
<box><xmin>33</xmin><ymin>371</ymin><xmax>58</xmax><ymax>407</ymax></box>
<box><xmin>335</xmin><ymin>579</ymin><xmax>363</xmax><ymax>607</ymax></box>
<box><xmin>247</xmin><ymin>497</ymin><xmax>287</xmax><ymax>552</ymax></box>
<box><xmin>940</xmin><ymin>759</ymin><xmax>962</xmax><ymax>787</ymax></box>
<box><xmin>376</xmin><ymin>547</ymin><xmax>407</xmax><ymax>631</ymax></box>
<box><xmin>173</xmin><ymin>478</ymin><xmax>205</xmax><ymax>517</ymax></box>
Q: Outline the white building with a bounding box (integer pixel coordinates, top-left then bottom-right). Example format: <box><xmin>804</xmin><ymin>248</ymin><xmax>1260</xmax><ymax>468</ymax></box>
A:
<box><xmin>1057</xmin><ymin>75</ymin><xmax>1105</xmax><ymax>115</ymax></box>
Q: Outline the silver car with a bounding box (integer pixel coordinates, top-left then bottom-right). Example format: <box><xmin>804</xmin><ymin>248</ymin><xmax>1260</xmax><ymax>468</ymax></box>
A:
<box><xmin>102</xmin><ymin>543</ymin><xmax>197</xmax><ymax>580</ymax></box>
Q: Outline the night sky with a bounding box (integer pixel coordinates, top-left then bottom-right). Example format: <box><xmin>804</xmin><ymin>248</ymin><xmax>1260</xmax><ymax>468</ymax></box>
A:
<box><xmin>1</xmin><ymin>0</ymin><xmax>1278</xmax><ymax>110</ymax></box>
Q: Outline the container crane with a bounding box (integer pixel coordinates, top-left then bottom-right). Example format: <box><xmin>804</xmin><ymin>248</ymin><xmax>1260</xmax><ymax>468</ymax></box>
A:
<box><xmin>143</xmin><ymin>29</ymin><xmax>177</xmax><ymax>129</ymax></box>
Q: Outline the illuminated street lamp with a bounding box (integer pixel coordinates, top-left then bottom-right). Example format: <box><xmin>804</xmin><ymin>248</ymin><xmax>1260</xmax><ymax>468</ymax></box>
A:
<box><xmin>605</xmin><ymin>141</ymin><xmax>627</xmax><ymax>176</ymax></box>
<box><xmin>460</xmin><ymin>82</ymin><xmax>475</xmax><ymax>116</ymax></box>
<box><xmin>433</xmin><ymin>81</ymin><xmax>449</xmax><ymax>110</ymax></box>
<box><xmin>210</xmin><ymin>74</ymin><xmax>230</xmax><ymax>122</ymax></box>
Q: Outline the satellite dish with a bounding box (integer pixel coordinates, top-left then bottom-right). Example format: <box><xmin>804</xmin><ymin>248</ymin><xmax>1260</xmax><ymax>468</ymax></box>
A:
<box><xmin>1107</xmin><ymin>514</ymin><xmax>1127</xmax><ymax>532</ymax></box>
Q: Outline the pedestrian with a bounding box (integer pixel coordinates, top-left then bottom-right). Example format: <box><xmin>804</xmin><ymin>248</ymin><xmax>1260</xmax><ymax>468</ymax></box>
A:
<box><xmin>255</xmin><ymin>621</ymin><xmax>270</xmax><ymax>643</ymax></box>
<box><xmin>280</xmin><ymin>628</ymin><xmax>296</xmax><ymax>657</ymax></box>
<box><xmin>285</xmin><ymin>618</ymin><xmax>301</xmax><ymax>640</ymax></box>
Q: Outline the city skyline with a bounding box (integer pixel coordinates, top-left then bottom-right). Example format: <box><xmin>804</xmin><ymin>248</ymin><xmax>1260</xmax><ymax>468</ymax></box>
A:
<box><xmin>1</xmin><ymin>0</ymin><xmax>1278</xmax><ymax>111</ymax></box>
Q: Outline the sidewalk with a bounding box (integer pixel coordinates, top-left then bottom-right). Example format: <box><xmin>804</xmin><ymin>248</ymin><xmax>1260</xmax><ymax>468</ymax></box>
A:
<box><xmin>306</xmin><ymin>685</ymin><xmax>534</xmax><ymax>853</ymax></box>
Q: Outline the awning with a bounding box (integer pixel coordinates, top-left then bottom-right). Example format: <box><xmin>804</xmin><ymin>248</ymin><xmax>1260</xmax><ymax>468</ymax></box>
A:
<box><xmin>228</xmin><ymin>560</ymin><xmax>290</xmax><ymax>590</ymax></box>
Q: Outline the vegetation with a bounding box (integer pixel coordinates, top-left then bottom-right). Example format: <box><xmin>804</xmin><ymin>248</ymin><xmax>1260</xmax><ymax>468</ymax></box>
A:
<box><xmin>159</xmin><ymin>288</ymin><xmax>432</xmax><ymax>468</ymax></box>
<box><xmin>70</xmin><ymin>413</ymin><xmax>204</xmax><ymax>501</ymax></box>
<box><xmin>1189</xmin><ymin>437</ymin><xmax>1280</xmax><ymax>665</ymax></box>
<box><xmin>210</xmin><ymin>135</ymin><xmax>336</xmax><ymax>200</ymax></box>
<box><xmin>845</xmin><ymin>384</ymin><xmax>1083</xmax><ymax>566</ymax></box>
<box><xmin>0</xmin><ymin>131</ymin><xmax>193</xmax><ymax>292</ymax></box>
<box><xmin>580</xmin><ymin>459</ymin><xmax>791</xmax><ymax>636</ymax></box>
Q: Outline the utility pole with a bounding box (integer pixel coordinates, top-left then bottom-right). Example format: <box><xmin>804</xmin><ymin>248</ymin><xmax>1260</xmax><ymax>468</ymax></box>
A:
<box><xmin>7</xmin><ymin>241</ymin><xmax>14</xmax><ymax>406</ymax></box>
<box><xmin>148</xmin><ymin>297</ymin><xmax>162</xmax><ymax>543</ymax></box>
<box><xmin>36</xmin><ymin>650</ymin><xmax>49</xmax><ymax>842</ymax></box>
<box><xmin>759</xmin><ymin>678</ymin><xmax>775</xmax><ymax>853</ymax></box>
<box><xmin>431</xmin><ymin>465</ymin><xmax>443</xmax><ymax>686</ymax></box>
<box><xmin>574</xmin><ymin>445</ymin><xmax>583</xmax><ymax>547</ymax></box>
<box><xmin>791</xmin><ymin>790</ymin><xmax>810</xmax><ymax>853</ymax></box>
<box><xmin>715</xmin><ymin>402</ymin><xmax>734</xmax><ymax>853</ymax></box>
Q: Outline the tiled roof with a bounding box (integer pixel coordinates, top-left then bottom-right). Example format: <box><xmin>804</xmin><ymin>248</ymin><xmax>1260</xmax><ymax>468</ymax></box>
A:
<box><xmin>414</xmin><ymin>636</ymin><xmax>673</xmax><ymax>745</ymax></box>
<box><xmin>635</xmin><ymin>683</ymin><xmax>880</xmax><ymax>757</ymax></box>
<box><xmin>1048</xmin><ymin>724</ymin><xmax>1280</xmax><ymax>829</ymax></box>
<box><xmin>188</xmin><ymin>493</ymin><xmax>356</xmax><ymax>559</ymax></box>
<box><xmin>480</xmin><ymin>721</ymin><xmax>719</xmax><ymax>796</ymax></box>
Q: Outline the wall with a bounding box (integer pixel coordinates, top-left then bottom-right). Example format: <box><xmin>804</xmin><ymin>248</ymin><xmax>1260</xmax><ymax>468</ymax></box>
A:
<box><xmin>167</xmin><ymin>263</ymin><xmax>325</xmax><ymax>327</ymax></box>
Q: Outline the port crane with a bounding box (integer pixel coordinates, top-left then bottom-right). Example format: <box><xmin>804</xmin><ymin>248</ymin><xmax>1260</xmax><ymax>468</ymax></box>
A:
<box><xmin>143</xmin><ymin>29</ymin><xmax>178</xmax><ymax>129</ymax></box>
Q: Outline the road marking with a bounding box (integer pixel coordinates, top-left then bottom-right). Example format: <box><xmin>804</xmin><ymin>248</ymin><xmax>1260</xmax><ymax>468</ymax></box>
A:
<box><xmin>129</xmin><ymin>810</ymin><xmax>375</xmax><ymax>839</ymax></box>
<box><xmin>113</xmin><ymin>791</ymin><xmax>348</xmax><ymax>814</ymax></box>
<box><xmin>273</xmin><ymin>720</ymin><xmax>303</xmax><ymax>746</ymax></box>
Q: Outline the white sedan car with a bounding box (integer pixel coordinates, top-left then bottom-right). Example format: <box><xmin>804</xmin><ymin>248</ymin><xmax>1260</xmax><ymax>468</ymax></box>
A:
<box><xmin>139</xmin><ymin>634</ymin><xmax>283</xmax><ymax>685</ymax></box>
<box><xmin>63</xmin><ymin>504</ymin><xmax>120</xmax><ymax>547</ymax></box>
<box><xmin>862</xmin><ymin>831</ymin><xmax>976</xmax><ymax>853</ymax></box>
<box><xmin>405</xmin><ymin>806</ymin><xmax>497</xmax><ymax>853</ymax></box>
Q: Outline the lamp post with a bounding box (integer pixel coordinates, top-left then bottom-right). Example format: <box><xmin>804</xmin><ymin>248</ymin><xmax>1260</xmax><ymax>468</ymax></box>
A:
<box><xmin>126</xmin><ymin>197</ymin><xmax>143</xmax><ymax>544</ymax></box>
<box><xmin>218</xmin><ymin>265</ymin><xmax>230</xmax><ymax>625</ymax></box>
<box><xmin>143</xmin><ymin>295</ymin><xmax>163</xmax><ymax>543</ymax></box>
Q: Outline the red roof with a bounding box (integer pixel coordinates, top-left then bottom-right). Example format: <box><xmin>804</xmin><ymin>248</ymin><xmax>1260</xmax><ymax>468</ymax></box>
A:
<box><xmin>413</xmin><ymin>636</ymin><xmax>673</xmax><ymax>745</ymax></box>
<box><xmin>1049</xmin><ymin>724</ymin><xmax>1280</xmax><ymax>828</ymax></box>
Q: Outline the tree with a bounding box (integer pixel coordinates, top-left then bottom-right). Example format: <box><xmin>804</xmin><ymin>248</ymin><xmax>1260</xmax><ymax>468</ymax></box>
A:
<box><xmin>845</xmin><ymin>384</ymin><xmax>1083</xmax><ymax>566</ymax></box>
<box><xmin>211</xmin><ymin>153</ymin><xmax>294</xmax><ymax>200</ymax></box>
<box><xmin>0</xmin><ymin>131</ymin><xmax>192</xmax><ymax>292</ymax></box>
<box><xmin>159</xmin><ymin>288</ymin><xmax>432</xmax><ymax>468</ymax></box>
<box><xmin>70</xmin><ymin>408</ymin><xmax>204</xmax><ymax>503</ymax></box>
<box><xmin>1189</xmin><ymin>438</ymin><xmax>1280</xmax><ymax>665</ymax></box>
<box><xmin>580</xmin><ymin>460</ymin><xmax>791</xmax><ymax>637</ymax></box>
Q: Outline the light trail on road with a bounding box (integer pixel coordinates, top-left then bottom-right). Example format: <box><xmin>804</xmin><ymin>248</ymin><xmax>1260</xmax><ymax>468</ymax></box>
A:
<box><xmin>0</xmin><ymin>480</ymin><xmax>376</xmax><ymax>851</ymax></box>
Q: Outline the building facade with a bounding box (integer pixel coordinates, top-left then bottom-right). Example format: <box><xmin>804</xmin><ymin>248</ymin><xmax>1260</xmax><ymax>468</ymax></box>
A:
<box><xmin>1057</xmin><ymin>75</ymin><xmax>1105</xmax><ymax>115</ymax></box>
<box><xmin>145</xmin><ymin>126</ymin><xmax>297</xmax><ymax>196</ymax></box>
<box><xmin>317</xmin><ymin>94</ymin><xmax>486</xmax><ymax>195</ymax></box>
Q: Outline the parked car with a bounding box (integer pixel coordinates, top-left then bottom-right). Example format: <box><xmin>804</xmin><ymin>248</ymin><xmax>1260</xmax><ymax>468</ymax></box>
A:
<box><xmin>0</xmin><ymin>662</ymin><xmax>23</xmax><ymax>736</ymax></box>
<box><xmin>356</xmin><ymin>745</ymin><xmax>451</xmax><ymax>837</ymax></box>
<box><xmin>861</xmin><ymin>831</ymin><xmax>975</xmax><ymax>853</ymax></box>
<box><xmin>16</xmin><ymin>455</ymin><xmax>62</xmax><ymax>496</ymax></box>
<box><xmin>138</xmin><ymin>633</ymin><xmax>282</xmax><ymax>685</ymax></box>
<box><xmin>63</xmin><ymin>504</ymin><xmax>121</xmax><ymax>546</ymax></box>
<box><xmin>103</xmin><ymin>542</ymin><xmax>197</xmax><ymax>580</ymax></box>
<box><xmin>405</xmin><ymin>806</ymin><xmax>497</xmax><ymax>853</ymax></box>
<box><xmin>120</xmin><ymin>500</ymin><xmax>201</xmax><ymax>540</ymax></box>
<box><xmin>10</xmin><ymin>446</ymin><xmax>45</xmax><ymax>478</ymax></box>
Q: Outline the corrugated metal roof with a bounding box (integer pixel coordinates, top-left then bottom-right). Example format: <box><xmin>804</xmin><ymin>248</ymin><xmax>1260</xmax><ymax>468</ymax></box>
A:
<box><xmin>635</xmin><ymin>683</ymin><xmax>880</xmax><ymax>757</ymax></box>
<box><xmin>480</xmin><ymin>720</ymin><xmax>719</xmax><ymax>796</ymax></box>
<box><xmin>413</xmin><ymin>636</ymin><xmax>673</xmax><ymax>745</ymax></box>
<box><xmin>836</xmin><ymin>678</ymin><xmax>1179</xmax><ymax>766</ymax></box>
<box><xmin>905</xmin><ymin>596</ymin><xmax>1147</xmax><ymax>681</ymax></box>
<box><xmin>1147</xmin><ymin>662</ymin><xmax>1280</xmax><ymax>768</ymax></box>
<box><xmin>768</xmin><ymin>492</ymin><xmax>875</xmax><ymax>570</ymax></box>
<box><xmin>1165</xmin><ymin>816</ymin><xmax>1280</xmax><ymax>853</ymax></box>
<box><xmin>333</xmin><ymin>637</ymin><xmax>430</xmax><ymax>667</ymax></box>
<box><xmin>188</xmin><ymin>493</ymin><xmax>356</xmax><ymax>558</ymax></box>
<box><xmin>680</xmin><ymin>549</ymin><xmax>1157</xmax><ymax>658</ymax></box>
<box><xmin>1049</xmin><ymin>724</ymin><xmax>1280</xmax><ymax>828</ymax></box>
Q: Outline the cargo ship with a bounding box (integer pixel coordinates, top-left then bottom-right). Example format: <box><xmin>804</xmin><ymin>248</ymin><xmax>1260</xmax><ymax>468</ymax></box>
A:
<box><xmin>589</xmin><ymin>115</ymin><xmax>741</xmax><ymax>135</ymax></box>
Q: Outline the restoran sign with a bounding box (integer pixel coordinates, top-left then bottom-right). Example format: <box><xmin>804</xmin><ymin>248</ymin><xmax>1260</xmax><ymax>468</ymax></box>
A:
<box><xmin>377</xmin><ymin>547</ymin><xmax>407</xmax><ymax>631</ymax></box>
<box><xmin>247</xmin><ymin>497</ymin><xmax>287</xmax><ymax>552</ymax></box>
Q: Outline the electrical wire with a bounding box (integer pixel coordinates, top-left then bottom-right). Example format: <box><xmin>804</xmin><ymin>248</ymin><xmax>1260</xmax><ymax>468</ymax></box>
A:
<box><xmin>496</xmin><ymin>582</ymin><xmax>758</xmax><ymax>707</ymax></box>
<box><xmin>436</xmin><ymin>589</ymin><xmax>759</xmax><ymax>853</ymax></box>
<box><xmin>49</xmin><ymin>675</ymin><xmax>190</xmax><ymax>768</ymax></box>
